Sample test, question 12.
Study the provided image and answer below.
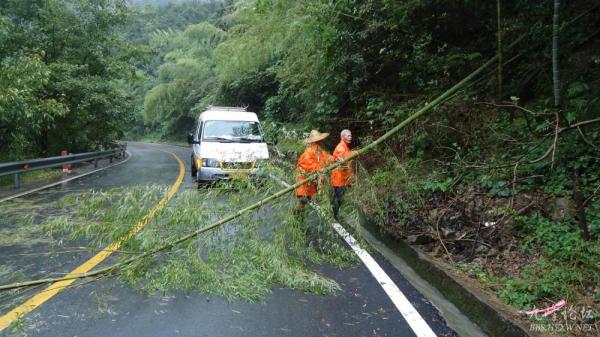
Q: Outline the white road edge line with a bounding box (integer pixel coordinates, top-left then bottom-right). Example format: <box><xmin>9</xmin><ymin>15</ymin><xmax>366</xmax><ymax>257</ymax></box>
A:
<box><xmin>0</xmin><ymin>151</ymin><xmax>132</xmax><ymax>204</ymax></box>
<box><xmin>269</xmin><ymin>173</ymin><xmax>437</xmax><ymax>337</ymax></box>
<box><xmin>332</xmin><ymin>222</ymin><xmax>437</xmax><ymax>337</ymax></box>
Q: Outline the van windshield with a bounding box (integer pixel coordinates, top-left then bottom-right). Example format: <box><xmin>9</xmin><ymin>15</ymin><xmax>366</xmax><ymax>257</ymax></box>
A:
<box><xmin>202</xmin><ymin>120</ymin><xmax>263</xmax><ymax>142</ymax></box>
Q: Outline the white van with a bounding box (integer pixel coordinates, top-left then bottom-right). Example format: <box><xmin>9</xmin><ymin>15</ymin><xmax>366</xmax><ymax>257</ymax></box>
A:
<box><xmin>187</xmin><ymin>106</ymin><xmax>269</xmax><ymax>185</ymax></box>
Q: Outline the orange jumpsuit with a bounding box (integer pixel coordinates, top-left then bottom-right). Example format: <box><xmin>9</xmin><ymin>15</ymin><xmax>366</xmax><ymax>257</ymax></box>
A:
<box><xmin>331</xmin><ymin>141</ymin><xmax>356</xmax><ymax>187</ymax></box>
<box><xmin>295</xmin><ymin>143</ymin><xmax>332</xmax><ymax>197</ymax></box>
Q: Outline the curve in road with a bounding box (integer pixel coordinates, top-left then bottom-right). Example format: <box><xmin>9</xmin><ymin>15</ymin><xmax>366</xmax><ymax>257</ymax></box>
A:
<box><xmin>0</xmin><ymin>151</ymin><xmax>185</xmax><ymax>332</ymax></box>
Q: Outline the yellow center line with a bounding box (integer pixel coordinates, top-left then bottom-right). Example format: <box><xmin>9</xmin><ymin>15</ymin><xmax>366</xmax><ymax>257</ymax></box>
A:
<box><xmin>0</xmin><ymin>151</ymin><xmax>185</xmax><ymax>331</ymax></box>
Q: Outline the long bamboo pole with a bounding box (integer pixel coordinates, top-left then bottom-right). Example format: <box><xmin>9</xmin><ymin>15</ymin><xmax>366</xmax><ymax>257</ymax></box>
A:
<box><xmin>0</xmin><ymin>34</ymin><xmax>527</xmax><ymax>292</ymax></box>
<box><xmin>552</xmin><ymin>0</ymin><xmax>561</xmax><ymax>107</ymax></box>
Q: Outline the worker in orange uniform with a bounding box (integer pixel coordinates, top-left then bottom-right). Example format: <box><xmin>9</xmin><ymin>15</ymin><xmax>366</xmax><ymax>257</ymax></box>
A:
<box><xmin>331</xmin><ymin>129</ymin><xmax>357</xmax><ymax>220</ymax></box>
<box><xmin>295</xmin><ymin>130</ymin><xmax>333</xmax><ymax>213</ymax></box>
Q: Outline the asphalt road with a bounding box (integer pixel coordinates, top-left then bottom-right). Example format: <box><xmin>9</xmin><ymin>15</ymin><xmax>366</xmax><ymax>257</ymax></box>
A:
<box><xmin>0</xmin><ymin>142</ymin><xmax>459</xmax><ymax>337</ymax></box>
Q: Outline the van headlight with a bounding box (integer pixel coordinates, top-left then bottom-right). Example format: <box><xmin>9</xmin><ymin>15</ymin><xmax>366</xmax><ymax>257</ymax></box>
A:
<box><xmin>202</xmin><ymin>158</ymin><xmax>220</xmax><ymax>168</ymax></box>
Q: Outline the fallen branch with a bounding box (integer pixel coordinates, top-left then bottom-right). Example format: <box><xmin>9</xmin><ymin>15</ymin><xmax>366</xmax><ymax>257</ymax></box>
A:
<box><xmin>466</xmin><ymin>116</ymin><xmax>600</xmax><ymax>171</ymax></box>
<box><xmin>450</xmin><ymin>238</ymin><xmax>492</xmax><ymax>248</ymax></box>
<box><xmin>434</xmin><ymin>209</ymin><xmax>454</xmax><ymax>264</ymax></box>
<box><xmin>511</xmin><ymin>162</ymin><xmax>519</xmax><ymax>208</ymax></box>
<box><xmin>583</xmin><ymin>183</ymin><xmax>600</xmax><ymax>207</ymax></box>
<box><xmin>495</xmin><ymin>198</ymin><xmax>542</xmax><ymax>229</ymax></box>
<box><xmin>551</xmin><ymin>117</ymin><xmax>600</xmax><ymax>135</ymax></box>
<box><xmin>577</xmin><ymin>126</ymin><xmax>598</xmax><ymax>149</ymax></box>
<box><xmin>476</xmin><ymin>101</ymin><xmax>553</xmax><ymax>116</ymax></box>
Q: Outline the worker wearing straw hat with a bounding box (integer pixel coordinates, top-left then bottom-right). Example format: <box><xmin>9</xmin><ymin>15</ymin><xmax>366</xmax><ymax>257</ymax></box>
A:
<box><xmin>294</xmin><ymin>130</ymin><xmax>333</xmax><ymax>212</ymax></box>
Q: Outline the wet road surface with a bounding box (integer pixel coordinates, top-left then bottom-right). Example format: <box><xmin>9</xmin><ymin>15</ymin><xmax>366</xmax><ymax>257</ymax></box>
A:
<box><xmin>0</xmin><ymin>142</ymin><xmax>458</xmax><ymax>337</ymax></box>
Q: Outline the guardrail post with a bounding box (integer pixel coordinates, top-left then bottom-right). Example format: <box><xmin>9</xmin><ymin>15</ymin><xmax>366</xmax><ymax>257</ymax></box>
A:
<box><xmin>94</xmin><ymin>158</ymin><xmax>98</xmax><ymax>168</ymax></box>
<box><xmin>13</xmin><ymin>173</ymin><xmax>20</xmax><ymax>189</ymax></box>
<box><xmin>61</xmin><ymin>150</ymin><xmax>72</xmax><ymax>173</ymax></box>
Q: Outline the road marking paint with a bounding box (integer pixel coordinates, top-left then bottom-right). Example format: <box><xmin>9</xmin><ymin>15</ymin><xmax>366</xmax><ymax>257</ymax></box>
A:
<box><xmin>0</xmin><ymin>151</ymin><xmax>185</xmax><ymax>332</ymax></box>
<box><xmin>332</xmin><ymin>222</ymin><xmax>438</xmax><ymax>337</ymax></box>
<box><xmin>270</xmin><ymin>173</ymin><xmax>437</xmax><ymax>336</ymax></box>
<box><xmin>0</xmin><ymin>151</ymin><xmax>133</xmax><ymax>204</ymax></box>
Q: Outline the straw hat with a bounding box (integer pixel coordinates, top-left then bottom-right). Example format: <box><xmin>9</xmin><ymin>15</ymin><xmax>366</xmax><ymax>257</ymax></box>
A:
<box><xmin>304</xmin><ymin>130</ymin><xmax>329</xmax><ymax>144</ymax></box>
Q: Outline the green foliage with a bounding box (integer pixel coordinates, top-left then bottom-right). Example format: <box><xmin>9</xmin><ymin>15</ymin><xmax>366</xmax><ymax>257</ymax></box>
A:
<box><xmin>126</xmin><ymin>0</ymin><xmax>600</xmax><ymax>144</ymax></box>
<box><xmin>494</xmin><ymin>213</ymin><xmax>600</xmax><ymax>308</ymax></box>
<box><xmin>351</xmin><ymin>147</ymin><xmax>427</xmax><ymax>229</ymax></box>
<box><xmin>498</xmin><ymin>260</ymin><xmax>581</xmax><ymax>308</ymax></box>
<box><xmin>479</xmin><ymin>175</ymin><xmax>511</xmax><ymax>197</ymax></box>
<box><xmin>456</xmin><ymin>261</ymin><xmax>501</xmax><ymax>285</ymax></box>
<box><xmin>0</xmin><ymin>0</ymin><xmax>136</xmax><ymax>159</ymax></box>
<box><xmin>590</xmin><ymin>199</ymin><xmax>600</xmax><ymax>238</ymax></box>
<box><xmin>452</xmin><ymin>213</ymin><xmax>600</xmax><ymax>310</ymax></box>
<box><xmin>421</xmin><ymin>176</ymin><xmax>454</xmax><ymax>194</ymax></box>
<box><xmin>126</xmin><ymin>0</ymin><xmax>221</xmax><ymax>43</ymax></box>
<box><xmin>0</xmin><ymin>54</ymin><xmax>55</xmax><ymax>158</ymax></box>
<box><xmin>497</xmin><ymin>278</ymin><xmax>538</xmax><ymax>308</ymax></box>
<box><xmin>141</xmin><ymin>22</ymin><xmax>225</xmax><ymax>138</ymax></box>
<box><xmin>519</xmin><ymin>213</ymin><xmax>600</xmax><ymax>269</ymax></box>
<box><xmin>120</xmin><ymin>0</ymin><xmax>229</xmax><ymax>140</ymax></box>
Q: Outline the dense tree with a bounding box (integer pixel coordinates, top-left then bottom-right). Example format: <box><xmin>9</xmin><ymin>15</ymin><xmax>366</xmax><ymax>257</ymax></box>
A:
<box><xmin>142</xmin><ymin>22</ymin><xmax>225</xmax><ymax>136</ymax></box>
<box><xmin>122</xmin><ymin>0</ymin><xmax>226</xmax><ymax>139</ymax></box>
<box><xmin>128</xmin><ymin>0</ymin><xmax>598</xmax><ymax>152</ymax></box>
<box><xmin>125</xmin><ymin>0</ymin><xmax>221</xmax><ymax>43</ymax></box>
<box><xmin>0</xmin><ymin>0</ymin><xmax>136</xmax><ymax>159</ymax></box>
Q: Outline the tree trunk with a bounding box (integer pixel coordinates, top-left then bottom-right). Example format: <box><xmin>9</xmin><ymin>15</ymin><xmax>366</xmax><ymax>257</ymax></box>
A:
<box><xmin>497</xmin><ymin>0</ymin><xmax>503</xmax><ymax>101</ymax></box>
<box><xmin>552</xmin><ymin>0</ymin><xmax>561</xmax><ymax>107</ymax></box>
<box><xmin>573</xmin><ymin>171</ymin><xmax>591</xmax><ymax>241</ymax></box>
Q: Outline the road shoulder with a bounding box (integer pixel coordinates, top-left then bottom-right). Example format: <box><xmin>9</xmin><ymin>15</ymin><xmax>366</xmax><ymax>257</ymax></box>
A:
<box><xmin>358</xmin><ymin>213</ymin><xmax>542</xmax><ymax>337</ymax></box>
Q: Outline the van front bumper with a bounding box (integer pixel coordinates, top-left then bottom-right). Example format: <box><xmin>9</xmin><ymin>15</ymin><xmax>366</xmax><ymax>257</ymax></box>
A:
<box><xmin>198</xmin><ymin>167</ymin><xmax>260</xmax><ymax>181</ymax></box>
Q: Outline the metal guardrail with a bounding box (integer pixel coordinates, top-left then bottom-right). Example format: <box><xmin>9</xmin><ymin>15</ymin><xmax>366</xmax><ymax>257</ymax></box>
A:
<box><xmin>0</xmin><ymin>146</ymin><xmax>127</xmax><ymax>189</ymax></box>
